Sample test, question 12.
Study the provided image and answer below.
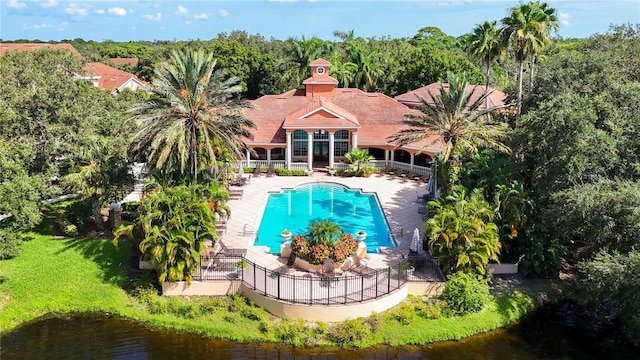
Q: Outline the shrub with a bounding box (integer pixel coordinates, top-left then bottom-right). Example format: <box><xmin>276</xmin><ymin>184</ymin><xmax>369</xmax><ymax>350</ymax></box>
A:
<box><xmin>273</xmin><ymin>318</ymin><xmax>314</xmax><ymax>347</ymax></box>
<box><xmin>308</xmin><ymin>244</ymin><xmax>330</xmax><ymax>265</ymax></box>
<box><xmin>63</xmin><ymin>224</ymin><xmax>78</xmax><ymax>237</ymax></box>
<box><xmin>0</xmin><ymin>230</ymin><xmax>22</xmax><ymax>260</ymax></box>
<box><xmin>440</xmin><ymin>271</ymin><xmax>493</xmax><ymax>316</ymax></box>
<box><xmin>275</xmin><ymin>168</ymin><xmax>291</xmax><ymax>176</ymax></box>
<box><xmin>387</xmin><ymin>301</ymin><xmax>416</xmax><ymax>325</ymax></box>
<box><xmin>328</xmin><ymin>319</ymin><xmax>371</xmax><ymax>345</ymax></box>
<box><xmin>332</xmin><ymin>234</ymin><xmax>358</xmax><ymax>263</ymax></box>
<box><xmin>291</xmin><ymin>169</ymin><xmax>307</xmax><ymax>176</ymax></box>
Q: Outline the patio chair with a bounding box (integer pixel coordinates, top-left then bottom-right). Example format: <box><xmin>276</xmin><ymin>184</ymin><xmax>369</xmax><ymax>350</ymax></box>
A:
<box><xmin>266</xmin><ymin>163</ymin><xmax>276</xmax><ymax>177</ymax></box>
<box><xmin>348</xmin><ymin>254</ymin><xmax>369</xmax><ymax>274</ymax></box>
<box><xmin>253</xmin><ymin>166</ymin><xmax>261</xmax><ymax>178</ymax></box>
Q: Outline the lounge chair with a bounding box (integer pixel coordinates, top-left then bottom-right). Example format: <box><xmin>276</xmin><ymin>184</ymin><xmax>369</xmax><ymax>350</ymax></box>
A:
<box><xmin>253</xmin><ymin>167</ymin><xmax>261</xmax><ymax>178</ymax></box>
<box><xmin>347</xmin><ymin>254</ymin><xmax>369</xmax><ymax>274</ymax></box>
<box><xmin>266</xmin><ymin>163</ymin><xmax>276</xmax><ymax>177</ymax></box>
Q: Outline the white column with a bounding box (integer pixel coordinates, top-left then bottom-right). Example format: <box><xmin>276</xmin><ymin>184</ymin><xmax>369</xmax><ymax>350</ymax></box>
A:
<box><xmin>307</xmin><ymin>131</ymin><xmax>313</xmax><ymax>170</ymax></box>
<box><xmin>385</xmin><ymin>149</ymin><xmax>389</xmax><ymax>166</ymax></box>
<box><xmin>267</xmin><ymin>149</ymin><xmax>272</xmax><ymax>162</ymax></box>
<box><xmin>245</xmin><ymin>149</ymin><xmax>251</xmax><ymax>168</ymax></box>
<box><xmin>410</xmin><ymin>153</ymin><xmax>415</xmax><ymax>171</ymax></box>
<box><xmin>328</xmin><ymin>131</ymin><xmax>335</xmax><ymax>168</ymax></box>
<box><xmin>286</xmin><ymin>132</ymin><xmax>292</xmax><ymax>170</ymax></box>
<box><xmin>351</xmin><ymin>131</ymin><xmax>358</xmax><ymax>150</ymax></box>
<box><xmin>390</xmin><ymin>149</ymin><xmax>395</xmax><ymax>168</ymax></box>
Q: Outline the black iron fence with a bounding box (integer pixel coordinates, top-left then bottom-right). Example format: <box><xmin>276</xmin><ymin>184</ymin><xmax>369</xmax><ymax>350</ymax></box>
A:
<box><xmin>194</xmin><ymin>254</ymin><xmax>445</xmax><ymax>306</ymax></box>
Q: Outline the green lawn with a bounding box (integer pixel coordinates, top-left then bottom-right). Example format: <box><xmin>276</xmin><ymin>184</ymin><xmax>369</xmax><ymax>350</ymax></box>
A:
<box><xmin>0</xmin><ymin>232</ymin><xmax>138</xmax><ymax>331</ymax></box>
<box><xmin>0</xmin><ymin>232</ymin><xmax>539</xmax><ymax>347</ymax></box>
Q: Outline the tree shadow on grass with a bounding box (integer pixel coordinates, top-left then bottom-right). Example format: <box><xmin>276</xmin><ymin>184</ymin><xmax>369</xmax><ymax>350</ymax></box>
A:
<box><xmin>493</xmin><ymin>276</ymin><xmax>565</xmax><ymax>324</ymax></box>
<box><xmin>55</xmin><ymin>236</ymin><xmax>131</xmax><ymax>288</ymax></box>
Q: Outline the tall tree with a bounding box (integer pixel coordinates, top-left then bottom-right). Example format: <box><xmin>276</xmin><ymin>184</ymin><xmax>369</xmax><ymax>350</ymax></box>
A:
<box><xmin>280</xmin><ymin>36</ymin><xmax>329</xmax><ymax>88</ymax></box>
<box><xmin>501</xmin><ymin>1</ymin><xmax>558</xmax><ymax>116</ymax></box>
<box><xmin>62</xmin><ymin>137</ymin><xmax>132</xmax><ymax>231</ymax></box>
<box><xmin>129</xmin><ymin>49</ymin><xmax>255</xmax><ymax>181</ymax></box>
<box><xmin>388</xmin><ymin>74</ymin><xmax>511</xmax><ymax>185</ymax></box>
<box><xmin>465</xmin><ymin>21</ymin><xmax>505</xmax><ymax>109</ymax></box>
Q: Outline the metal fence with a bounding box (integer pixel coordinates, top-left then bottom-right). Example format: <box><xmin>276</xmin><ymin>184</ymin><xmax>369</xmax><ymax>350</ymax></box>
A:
<box><xmin>195</xmin><ymin>254</ymin><xmax>444</xmax><ymax>305</ymax></box>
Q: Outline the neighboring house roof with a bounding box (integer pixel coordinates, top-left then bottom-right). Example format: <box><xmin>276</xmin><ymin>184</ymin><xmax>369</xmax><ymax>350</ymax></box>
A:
<box><xmin>110</xmin><ymin>58</ymin><xmax>139</xmax><ymax>66</ymax></box>
<box><xmin>395</xmin><ymin>83</ymin><xmax>508</xmax><ymax>109</ymax></box>
<box><xmin>83</xmin><ymin>62</ymin><xmax>146</xmax><ymax>92</ymax></box>
<box><xmin>0</xmin><ymin>43</ymin><xmax>83</xmax><ymax>58</ymax></box>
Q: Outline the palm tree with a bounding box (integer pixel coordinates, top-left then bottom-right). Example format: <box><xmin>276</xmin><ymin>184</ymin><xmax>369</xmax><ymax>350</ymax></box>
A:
<box><xmin>344</xmin><ymin>148</ymin><xmax>374</xmax><ymax>173</ymax></box>
<box><xmin>465</xmin><ymin>21</ymin><xmax>505</xmax><ymax>109</ymax></box>
<box><xmin>281</xmin><ymin>36</ymin><xmax>329</xmax><ymax>87</ymax></box>
<box><xmin>388</xmin><ymin>74</ymin><xmax>511</xmax><ymax>181</ymax></box>
<box><xmin>129</xmin><ymin>49</ymin><xmax>255</xmax><ymax>182</ymax></box>
<box><xmin>425</xmin><ymin>185</ymin><xmax>501</xmax><ymax>276</ymax></box>
<box><xmin>328</xmin><ymin>53</ymin><xmax>357</xmax><ymax>88</ymax></box>
<box><xmin>307</xmin><ymin>219</ymin><xmax>343</xmax><ymax>247</ymax></box>
<box><xmin>136</xmin><ymin>184</ymin><xmax>217</xmax><ymax>284</ymax></box>
<box><xmin>501</xmin><ymin>1</ymin><xmax>558</xmax><ymax>115</ymax></box>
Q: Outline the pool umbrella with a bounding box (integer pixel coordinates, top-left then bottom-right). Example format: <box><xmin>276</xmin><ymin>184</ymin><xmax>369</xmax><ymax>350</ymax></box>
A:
<box><xmin>426</xmin><ymin>162</ymin><xmax>437</xmax><ymax>198</ymax></box>
<box><xmin>410</xmin><ymin>228</ymin><xmax>421</xmax><ymax>253</ymax></box>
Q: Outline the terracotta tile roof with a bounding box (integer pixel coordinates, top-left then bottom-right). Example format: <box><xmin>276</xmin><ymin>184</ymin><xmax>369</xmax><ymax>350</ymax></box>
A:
<box><xmin>83</xmin><ymin>62</ymin><xmax>146</xmax><ymax>91</ymax></box>
<box><xmin>302</xmin><ymin>75</ymin><xmax>338</xmax><ymax>85</ymax></box>
<box><xmin>110</xmin><ymin>58</ymin><xmax>139</xmax><ymax>66</ymax></box>
<box><xmin>310</xmin><ymin>58</ymin><xmax>332</xmax><ymax>66</ymax></box>
<box><xmin>244</xmin><ymin>87</ymin><xmax>443</xmax><ymax>154</ymax></box>
<box><xmin>0</xmin><ymin>43</ymin><xmax>83</xmax><ymax>58</ymax></box>
<box><xmin>395</xmin><ymin>83</ymin><xmax>508</xmax><ymax>108</ymax></box>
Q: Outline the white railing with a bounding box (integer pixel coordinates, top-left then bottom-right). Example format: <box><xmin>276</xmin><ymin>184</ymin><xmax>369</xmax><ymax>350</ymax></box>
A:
<box><xmin>290</xmin><ymin>163</ymin><xmax>309</xmax><ymax>170</ymax></box>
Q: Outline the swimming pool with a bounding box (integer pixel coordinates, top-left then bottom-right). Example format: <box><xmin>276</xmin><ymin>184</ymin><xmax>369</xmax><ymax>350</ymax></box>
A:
<box><xmin>255</xmin><ymin>182</ymin><xmax>395</xmax><ymax>254</ymax></box>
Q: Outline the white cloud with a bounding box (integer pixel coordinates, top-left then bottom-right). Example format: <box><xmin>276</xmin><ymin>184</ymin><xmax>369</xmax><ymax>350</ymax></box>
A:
<box><xmin>192</xmin><ymin>13</ymin><xmax>209</xmax><ymax>20</ymax></box>
<box><xmin>558</xmin><ymin>12</ymin><xmax>570</xmax><ymax>27</ymax></box>
<box><xmin>176</xmin><ymin>5</ymin><xmax>188</xmax><ymax>15</ymax></box>
<box><xmin>267</xmin><ymin>0</ymin><xmax>298</xmax><ymax>2</ymax></box>
<box><xmin>437</xmin><ymin>1</ymin><xmax>450</xmax><ymax>6</ymax></box>
<box><xmin>22</xmin><ymin>21</ymin><xmax>68</xmax><ymax>30</ymax></box>
<box><xmin>95</xmin><ymin>9</ymin><xmax>105</xmax><ymax>15</ymax></box>
<box><xmin>218</xmin><ymin>9</ymin><xmax>229</xmax><ymax>17</ymax></box>
<box><xmin>8</xmin><ymin>0</ymin><xmax>26</xmax><ymax>9</ymax></box>
<box><xmin>39</xmin><ymin>0</ymin><xmax>58</xmax><ymax>8</ymax></box>
<box><xmin>143</xmin><ymin>13</ymin><xmax>162</xmax><ymax>21</ymax></box>
<box><xmin>185</xmin><ymin>20</ymin><xmax>192</xmax><ymax>25</ymax></box>
<box><xmin>108</xmin><ymin>7</ymin><xmax>127</xmax><ymax>16</ymax></box>
<box><xmin>65</xmin><ymin>4</ymin><xmax>88</xmax><ymax>16</ymax></box>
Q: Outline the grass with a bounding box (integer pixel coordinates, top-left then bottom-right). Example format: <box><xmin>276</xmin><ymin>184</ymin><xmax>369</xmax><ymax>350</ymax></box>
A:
<box><xmin>0</xmin><ymin>229</ymin><xmax>540</xmax><ymax>347</ymax></box>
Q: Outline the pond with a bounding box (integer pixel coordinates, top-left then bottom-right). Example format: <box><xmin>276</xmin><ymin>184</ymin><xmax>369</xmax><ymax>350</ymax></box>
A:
<box><xmin>2</xmin><ymin>304</ymin><xmax>638</xmax><ymax>359</ymax></box>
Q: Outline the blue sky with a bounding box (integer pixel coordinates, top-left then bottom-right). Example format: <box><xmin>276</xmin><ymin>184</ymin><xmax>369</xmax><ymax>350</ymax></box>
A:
<box><xmin>1</xmin><ymin>0</ymin><xmax>639</xmax><ymax>42</ymax></box>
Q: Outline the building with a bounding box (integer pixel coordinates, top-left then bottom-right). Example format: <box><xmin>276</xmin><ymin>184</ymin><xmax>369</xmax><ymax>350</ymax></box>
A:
<box><xmin>0</xmin><ymin>43</ymin><xmax>146</xmax><ymax>93</ymax></box>
<box><xmin>243</xmin><ymin>59</ymin><xmax>443</xmax><ymax>174</ymax></box>
<box><xmin>394</xmin><ymin>82</ymin><xmax>508</xmax><ymax>109</ymax></box>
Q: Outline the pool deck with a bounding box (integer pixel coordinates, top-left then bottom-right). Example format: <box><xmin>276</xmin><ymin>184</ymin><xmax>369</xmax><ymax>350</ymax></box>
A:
<box><xmin>220</xmin><ymin>172</ymin><xmax>429</xmax><ymax>272</ymax></box>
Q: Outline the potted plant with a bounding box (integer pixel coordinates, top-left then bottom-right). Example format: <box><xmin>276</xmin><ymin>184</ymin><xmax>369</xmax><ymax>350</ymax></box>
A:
<box><xmin>356</xmin><ymin>230</ymin><xmax>367</xmax><ymax>241</ymax></box>
<box><xmin>236</xmin><ymin>260</ymin><xmax>248</xmax><ymax>275</ymax></box>
<box><xmin>328</xmin><ymin>167</ymin><xmax>336</xmax><ymax>176</ymax></box>
<box><xmin>400</xmin><ymin>262</ymin><xmax>415</xmax><ymax>275</ymax></box>
<box><xmin>280</xmin><ymin>229</ymin><xmax>292</xmax><ymax>241</ymax></box>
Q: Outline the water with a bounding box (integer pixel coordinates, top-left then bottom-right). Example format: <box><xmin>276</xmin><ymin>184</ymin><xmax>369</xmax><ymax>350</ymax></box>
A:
<box><xmin>2</xmin><ymin>304</ymin><xmax>639</xmax><ymax>359</ymax></box>
<box><xmin>256</xmin><ymin>182</ymin><xmax>393</xmax><ymax>253</ymax></box>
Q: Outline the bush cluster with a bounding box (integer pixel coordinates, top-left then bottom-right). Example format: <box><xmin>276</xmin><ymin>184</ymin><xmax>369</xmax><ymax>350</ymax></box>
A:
<box><xmin>440</xmin><ymin>271</ymin><xmax>493</xmax><ymax>316</ymax></box>
<box><xmin>291</xmin><ymin>233</ymin><xmax>358</xmax><ymax>265</ymax></box>
<box><xmin>0</xmin><ymin>230</ymin><xmax>22</xmax><ymax>260</ymax></box>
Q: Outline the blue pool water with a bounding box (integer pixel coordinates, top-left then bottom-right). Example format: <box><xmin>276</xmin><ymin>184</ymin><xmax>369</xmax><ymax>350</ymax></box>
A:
<box><xmin>255</xmin><ymin>182</ymin><xmax>394</xmax><ymax>254</ymax></box>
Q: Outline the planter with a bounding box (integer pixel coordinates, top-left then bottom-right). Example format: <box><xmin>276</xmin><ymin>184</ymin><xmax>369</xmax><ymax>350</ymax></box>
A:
<box><xmin>328</xmin><ymin>169</ymin><xmax>336</xmax><ymax>176</ymax></box>
<box><xmin>356</xmin><ymin>231</ymin><xmax>367</xmax><ymax>241</ymax></box>
<box><xmin>280</xmin><ymin>232</ymin><xmax>292</xmax><ymax>242</ymax></box>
